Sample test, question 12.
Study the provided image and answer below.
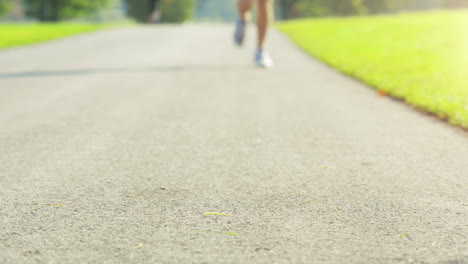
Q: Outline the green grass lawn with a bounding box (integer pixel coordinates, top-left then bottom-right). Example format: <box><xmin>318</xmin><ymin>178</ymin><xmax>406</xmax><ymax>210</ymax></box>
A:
<box><xmin>0</xmin><ymin>23</ymin><xmax>110</xmax><ymax>50</ymax></box>
<box><xmin>278</xmin><ymin>10</ymin><xmax>468</xmax><ymax>128</ymax></box>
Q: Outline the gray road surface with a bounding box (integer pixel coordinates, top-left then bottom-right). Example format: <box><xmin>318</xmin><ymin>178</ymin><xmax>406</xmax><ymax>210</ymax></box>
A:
<box><xmin>0</xmin><ymin>25</ymin><xmax>467</xmax><ymax>264</ymax></box>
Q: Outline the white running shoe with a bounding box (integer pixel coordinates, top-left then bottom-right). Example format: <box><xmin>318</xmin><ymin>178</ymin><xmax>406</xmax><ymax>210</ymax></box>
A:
<box><xmin>234</xmin><ymin>20</ymin><xmax>246</xmax><ymax>46</ymax></box>
<box><xmin>255</xmin><ymin>48</ymin><xmax>274</xmax><ymax>68</ymax></box>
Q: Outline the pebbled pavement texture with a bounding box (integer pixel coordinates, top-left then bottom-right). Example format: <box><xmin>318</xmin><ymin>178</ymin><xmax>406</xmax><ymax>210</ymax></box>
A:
<box><xmin>0</xmin><ymin>25</ymin><xmax>467</xmax><ymax>263</ymax></box>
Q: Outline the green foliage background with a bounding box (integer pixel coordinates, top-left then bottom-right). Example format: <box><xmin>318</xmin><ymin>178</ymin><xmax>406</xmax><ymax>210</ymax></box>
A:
<box><xmin>160</xmin><ymin>0</ymin><xmax>193</xmax><ymax>22</ymax></box>
<box><xmin>126</xmin><ymin>0</ymin><xmax>194</xmax><ymax>23</ymax></box>
<box><xmin>125</xmin><ymin>0</ymin><xmax>153</xmax><ymax>22</ymax></box>
<box><xmin>277</xmin><ymin>0</ymin><xmax>468</xmax><ymax>19</ymax></box>
<box><xmin>0</xmin><ymin>0</ymin><xmax>12</xmax><ymax>15</ymax></box>
<box><xmin>24</xmin><ymin>0</ymin><xmax>110</xmax><ymax>21</ymax></box>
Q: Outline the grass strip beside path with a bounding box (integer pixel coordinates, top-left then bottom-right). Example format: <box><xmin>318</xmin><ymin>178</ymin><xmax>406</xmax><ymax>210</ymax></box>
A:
<box><xmin>278</xmin><ymin>10</ymin><xmax>468</xmax><ymax>128</ymax></box>
<box><xmin>0</xmin><ymin>23</ymin><xmax>110</xmax><ymax>50</ymax></box>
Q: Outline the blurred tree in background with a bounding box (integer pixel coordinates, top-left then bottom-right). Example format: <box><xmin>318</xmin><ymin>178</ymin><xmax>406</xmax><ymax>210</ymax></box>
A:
<box><xmin>160</xmin><ymin>0</ymin><xmax>193</xmax><ymax>22</ymax></box>
<box><xmin>126</xmin><ymin>0</ymin><xmax>194</xmax><ymax>23</ymax></box>
<box><xmin>276</xmin><ymin>0</ymin><xmax>468</xmax><ymax>19</ymax></box>
<box><xmin>24</xmin><ymin>0</ymin><xmax>110</xmax><ymax>21</ymax></box>
<box><xmin>0</xmin><ymin>0</ymin><xmax>12</xmax><ymax>16</ymax></box>
<box><xmin>2</xmin><ymin>0</ymin><xmax>467</xmax><ymax>22</ymax></box>
<box><xmin>125</xmin><ymin>0</ymin><xmax>155</xmax><ymax>22</ymax></box>
<box><xmin>277</xmin><ymin>0</ymin><xmax>413</xmax><ymax>19</ymax></box>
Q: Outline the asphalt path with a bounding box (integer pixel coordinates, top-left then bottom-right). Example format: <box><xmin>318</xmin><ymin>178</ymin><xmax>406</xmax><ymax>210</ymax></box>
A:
<box><xmin>0</xmin><ymin>25</ymin><xmax>467</xmax><ymax>263</ymax></box>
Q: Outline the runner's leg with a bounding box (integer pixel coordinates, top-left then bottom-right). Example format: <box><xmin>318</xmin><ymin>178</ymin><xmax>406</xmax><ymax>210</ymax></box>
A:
<box><xmin>235</xmin><ymin>0</ymin><xmax>253</xmax><ymax>46</ymax></box>
<box><xmin>238</xmin><ymin>0</ymin><xmax>253</xmax><ymax>22</ymax></box>
<box><xmin>257</xmin><ymin>0</ymin><xmax>273</xmax><ymax>49</ymax></box>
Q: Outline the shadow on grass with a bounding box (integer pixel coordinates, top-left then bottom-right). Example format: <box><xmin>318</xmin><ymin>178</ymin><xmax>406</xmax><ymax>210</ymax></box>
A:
<box><xmin>0</xmin><ymin>64</ymin><xmax>254</xmax><ymax>79</ymax></box>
